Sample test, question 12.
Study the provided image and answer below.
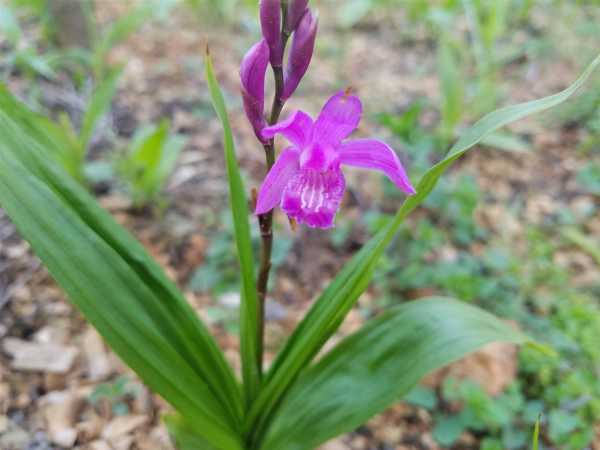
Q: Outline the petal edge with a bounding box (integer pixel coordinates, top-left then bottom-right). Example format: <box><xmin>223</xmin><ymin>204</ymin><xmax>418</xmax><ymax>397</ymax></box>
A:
<box><xmin>339</xmin><ymin>138</ymin><xmax>415</xmax><ymax>194</ymax></box>
<box><xmin>256</xmin><ymin>147</ymin><xmax>301</xmax><ymax>215</ymax></box>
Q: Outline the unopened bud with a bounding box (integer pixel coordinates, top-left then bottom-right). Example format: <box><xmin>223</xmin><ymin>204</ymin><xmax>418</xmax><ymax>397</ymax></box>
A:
<box><xmin>285</xmin><ymin>0</ymin><xmax>309</xmax><ymax>34</ymax></box>
<box><xmin>260</xmin><ymin>0</ymin><xmax>283</xmax><ymax>67</ymax></box>
<box><xmin>240</xmin><ymin>39</ymin><xmax>270</xmax><ymax>142</ymax></box>
<box><xmin>282</xmin><ymin>9</ymin><xmax>318</xmax><ymax>100</ymax></box>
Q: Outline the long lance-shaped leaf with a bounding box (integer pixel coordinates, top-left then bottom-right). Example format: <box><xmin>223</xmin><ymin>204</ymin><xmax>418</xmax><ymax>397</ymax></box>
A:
<box><xmin>0</xmin><ymin>102</ymin><xmax>243</xmax><ymax>425</ymax></box>
<box><xmin>260</xmin><ymin>298</ymin><xmax>530</xmax><ymax>450</ymax></box>
<box><xmin>0</xmin><ymin>96</ymin><xmax>244</xmax><ymax>434</ymax></box>
<box><xmin>246</xmin><ymin>53</ymin><xmax>600</xmax><ymax>435</ymax></box>
<box><xmin>164</xmin><ymin>414</ymin><xmax>220</xmax><ymax>450</ymax></box>
<box><xmin>0</xmin><ymin>148</ymin><xmax>242</xmax><ymax>450</ymax></box>
<box><xmin>79</xmin><ymin>67</ymin><xmax>122</xmax><ymax>150</ymax></box>
<box><xmin>204</xmin><ymin>50</ymin><xmax>261</xmax><ymax>406</ymax></box>
<box><xmin>0</xmin><ymin>87</ymin><xmax>242</xmax><ymax>416</ymax></box>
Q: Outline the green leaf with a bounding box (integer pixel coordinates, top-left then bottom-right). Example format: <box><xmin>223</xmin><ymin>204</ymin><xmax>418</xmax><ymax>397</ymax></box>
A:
<box><xmin>204</xmin><ymin>49</ymin><xmax>261</xmax><ymax>406</ymax></box>
<box><xmin>259</xmin><ymin>298</ymin><xmax>529</xmax><ymax>450</ymax></box>
<box><xmin>561</xmin><ymin>227</ymin><xmax>600</xmax><ymax>266</ymax></box>
<box><xmin>0</xmin><ymin>86</ymin><xmax>81</xmax><ymax>178</ymax></box>
<box><xmin>433</xmin><ymin>414</ymin><xmax>466</xmax><ymax>447</ymax></box>
<box><xmin>247</xmin><ymin>52</ymin><xmax>600</xmax><ymax>438</ymax></box>
<box><xmin>80</xmin><ymin>67</ymin><xmax>122</xmax><ymax>150</ymax></box>
<box><xmin>164</xmin><ymin>414</ymin><xmax>219</xmax><ymax>450</ymax></box>
<box><xmin>116</xmin><ymin>120</ymin><xmax>184</xmax><ymax>206</ymax></box>
<box><xmin>0</xmin><ymin>4</ymin><xmax>22</xmax><ymax>44</ymax></box>
<box><xmin>0</xmin><ymin>94</ymin><xmax>244</xmax><ymax>449</ymax></box>
<box><xmin>438</xmin><ymin>34</ymin><xmax>463</xmax><ymax>143</ymax></box>
<box><xmin>532</xmin><ymin>416</ymin><xmax>541</xmax><ymax>450</ymax></box>
<box><xmin>479</xmin><ymin>130</ymin><xmax>532</xmax><ymax>152</ymax></box>
<box><xmin>337</xmin><ymin>0</ymin><xmax>376</xmax><ymax>27</ymax></box>
<box><xmin>93</xmin><ymin>3</ymin><xmax>153</xmax><ymax>77</ymax></box>
<box><xmin>404</xmin><ymin>385</ymin><xmax>438</xmax><ymax>410</ymax></box>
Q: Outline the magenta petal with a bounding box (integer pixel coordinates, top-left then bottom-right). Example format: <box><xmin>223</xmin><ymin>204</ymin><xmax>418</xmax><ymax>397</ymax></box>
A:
<box><xmin>312</xmin><ymin>91</ymin><xmax>362</xmax><ymax>147</ymax></box>
<box><xmin>256</xmin><ymin>147</ymin><xmax>301</xmax><ymax>215</ymax></box>
<box><xmin>338</xmin><ymin>138</ymin><xmax>416</xmax><ymax>194</ymax></box>
<box><xmin>281</xmin><ymin>167</ymin><xmax>345</xmax><ymax>229</ymax></box>
<box><xmin>261</xmin><ymin>110</ymin><xmax>314</xmax><ymax>148</ymax></box>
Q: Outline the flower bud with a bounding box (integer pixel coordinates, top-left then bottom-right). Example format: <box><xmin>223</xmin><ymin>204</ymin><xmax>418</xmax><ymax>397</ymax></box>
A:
<box><xmin>260</xmin><ymin>0</ymin><xmax>283</xmax><ymax>67</ymax></box>
<box><xmin>285</xmin><ymin>0</ymin><xmax>309</xmax><ymax>34</ymax></box>
<box><xmin>282</xmin><ymin>9</ymin><xmax>318</xmax><ymax>100</ymax></box>
<box><xmin>240</xmin><ymin>39</ymin><xmax>270</xmax><ymax>142</ymax></box>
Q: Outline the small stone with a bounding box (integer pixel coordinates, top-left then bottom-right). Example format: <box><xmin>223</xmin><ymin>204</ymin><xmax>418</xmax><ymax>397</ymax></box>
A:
<box><xmin>3</xmin><ymin>338</ymin><xmax>78</xmax><ymax>374</ymax></box>
<box><xmin>81</xmin><ymin>327</ymin><xmax>113</xmax><ymax>381</ymax></box>
<box><xmin>0</xmin><ymin>421</ymin><xmax>29</xmax><ymax>450</ymax></box>
<box><xmin>88</xmin><ymin>440</ymin><xmax>112</xmax><ymax>450</ymax></box>
<box><xmin>102</xmin><ymin>415</ymin><xmax>149</xmax><ymax>441</ymax></box>
<box><xmin>320</xmin><ymin>439</ymin><xmax>348</xmax><ymax>450</ymax></box>
<box><xmin>265</xmin><ymin>299</ymin><xmax>288</xmax><ymax>321</ymax></box>
<box><xmin>112</xmin><ymin>434</ymin><xmax>135</xmax><ymax>450</ymax></box>
<box><xmin>76</xmin><ymin>413</ymin><xmax>104</xmax><ymax>443</ymax></box>
<box><xmin>42</xmin><ymin>390</ymin><xmax>83</xmax><ymax>448</ymax></box>
<box><xmin>218</xmin><ymin>292</ymin><xmax>240</xmax><ymax>309</ymax></box>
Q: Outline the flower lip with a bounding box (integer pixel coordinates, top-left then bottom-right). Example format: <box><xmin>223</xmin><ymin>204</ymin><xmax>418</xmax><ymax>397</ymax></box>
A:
<box><xmin>281</xmin><ymin>167</ymin><xmax>346</xmax><ymax>229</ymax></box>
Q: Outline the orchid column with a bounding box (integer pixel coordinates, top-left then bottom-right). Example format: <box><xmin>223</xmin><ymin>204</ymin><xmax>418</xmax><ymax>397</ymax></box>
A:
<box><xmin>240</xmin><ymin>0</ymin><xmax>317</xmax><ymax>372</ymax></box>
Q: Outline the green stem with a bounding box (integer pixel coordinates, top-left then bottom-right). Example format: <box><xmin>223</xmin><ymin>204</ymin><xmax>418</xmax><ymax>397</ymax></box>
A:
<box><xmin>256</xmin><ymin>25</ymin><xmax>289</xmax><ymax>373</ymax></box>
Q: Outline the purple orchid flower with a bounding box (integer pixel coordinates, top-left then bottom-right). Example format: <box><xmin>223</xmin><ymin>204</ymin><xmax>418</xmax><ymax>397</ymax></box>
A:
<box><xmin>255</xmin><ymin>91</ymin><xmax>416</xmax><ymax>229</ymax></box>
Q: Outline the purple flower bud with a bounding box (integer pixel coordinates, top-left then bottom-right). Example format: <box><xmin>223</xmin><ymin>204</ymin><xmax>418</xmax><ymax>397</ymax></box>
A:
<box><xmin>240</xmin><ymin>39</ymin><xmax>270</xmax><ymax>142</ymax></box>
<box><xmin>282</xmin><ymin>9</ymin><xmax>318</xmax><ymax>101</ymax></box>
<box><xmin>260</xmin><ymin>0</ymin><xmax>283</xmax><ymax>67</ymax></box>
<box><xmin>285</xmin><ymin>0</ymin><xmax>309</xmax><ymax>34</ymax></box>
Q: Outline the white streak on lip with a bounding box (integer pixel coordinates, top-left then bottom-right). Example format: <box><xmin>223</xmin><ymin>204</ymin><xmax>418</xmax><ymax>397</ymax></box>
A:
<box><xmin>300</xmin><ymin>171</ymin><xmax>309</xmax><ymax>209</ymax></box>
<box><xmin>315</xmin><ymin>172</ymin><xmax>324</xmax><ymax>213</ymax></box>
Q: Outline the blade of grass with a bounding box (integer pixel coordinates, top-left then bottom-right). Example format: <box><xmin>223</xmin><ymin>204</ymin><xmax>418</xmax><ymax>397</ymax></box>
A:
<box><xmin>562</xmin><ymin>227</ymin><xmax>600</xmax><ymax>266</ymax></box>
<box><xmin>204</xmin><ymin>48</ymin><xmax>261</xmax><ymax>406</ymax></box>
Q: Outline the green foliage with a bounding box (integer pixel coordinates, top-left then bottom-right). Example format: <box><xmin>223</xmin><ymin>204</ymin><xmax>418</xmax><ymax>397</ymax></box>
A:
<box><xmin>114</xmin><ymin>120</ymin><xmax>185</xmax><ymax>209</ymax></box>
<box><xmin>0</xmin><ymin>68</ymin><xmax>120</xmax><ymax>185</ymax></box>
<box><xmin>0</xmin><ymin>104</ymin><xmax>246</xmax><ymax>449</ymax></box>
<box><xmin>577</xmin><ymin>161</ymin><xmax>600</xmax><ymax>195</ymax></box>
<box><xmin>438</xmin><ymin>33</ymin><xmax>464</xmax><ymax>146</ymax></box>
<box><xmin>205</xmin><ymin>51</ymin><xmax>261</xmax><ymax>406</ymax></box>
<box><xmin>183</xmin><ymin>0</ymin><xmax>257</xmax><ymax>23</ymax></box>
<box><xmin>0</xmin><ymin>2</ymin><xmax>67</xmax><ymax>80</ymax></box>
<box><xmin>90</xmin><ymin>2</ymin><xmax>157</xmax><ymax>80</ymax></box>
<box><xmin>1</xmin><ymin>0</ymin><xmax>166</xmax><ymax>83</ymax></box>
<box><xmin>375</xmin><ymin>0</ymin><xmax>540</xmax><ymax>152</ymax></box>
<box><xmin>260</xmin><ymin>299</ymin><xmax>528</xmax><ymax>450</ymax></box>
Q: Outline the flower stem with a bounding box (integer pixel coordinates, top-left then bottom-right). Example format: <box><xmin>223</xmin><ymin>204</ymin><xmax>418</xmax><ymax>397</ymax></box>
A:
<box><xmin>256</xmin><ymin>65</ymin><xmax>287</xmax><ymax>376</ymax></box>
<box><xmin>256</xmin><ymin>0</ymin><xmax>291</xmax><ymax>376</ymax></box>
